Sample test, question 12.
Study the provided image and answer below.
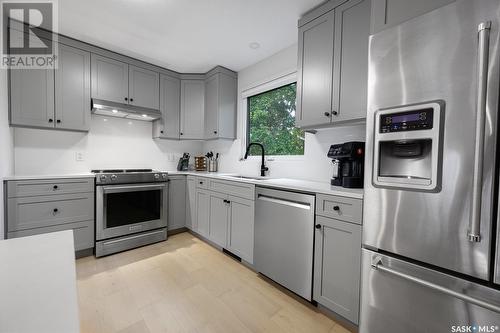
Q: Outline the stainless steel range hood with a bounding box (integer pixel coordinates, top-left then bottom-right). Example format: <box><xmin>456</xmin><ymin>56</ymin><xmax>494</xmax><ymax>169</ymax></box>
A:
<box><xmin>91</xmin><ymin>99</ymin><xmax>161</xmax><ymax>121</ymax></box>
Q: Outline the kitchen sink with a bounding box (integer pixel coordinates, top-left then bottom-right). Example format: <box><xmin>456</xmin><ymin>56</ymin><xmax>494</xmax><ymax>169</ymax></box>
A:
<box><xmin>220</xmin><ymin>174</ymin><xmax>270</xmax><ymax>181</ymax></box>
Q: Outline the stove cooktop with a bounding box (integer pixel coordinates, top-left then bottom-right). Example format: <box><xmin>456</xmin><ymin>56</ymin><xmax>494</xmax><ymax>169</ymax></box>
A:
<box><xmin>92</xmin><ymin>169</ymin><xmax>168</xmax><ymax>184</ymax></box>
<box><xmin>91</xmin><ymin>169</ymin><xmax>153</xmax><ymax>174</ymax></box>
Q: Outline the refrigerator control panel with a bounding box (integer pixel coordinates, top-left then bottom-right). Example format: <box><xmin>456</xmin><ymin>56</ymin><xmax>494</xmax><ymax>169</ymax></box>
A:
<box><xmin>380</xmin><ymin>108</ymin><xmax>433</xmax><ymax>133</ymax></box>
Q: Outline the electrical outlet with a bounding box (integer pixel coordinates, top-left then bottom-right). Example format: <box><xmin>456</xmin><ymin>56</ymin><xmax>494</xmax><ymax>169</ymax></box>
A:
<box><xmin>75</xmin><ymin>151</ymin><xmax>85</xmax><ymax>161</ymax></box>
<box><xmin>168</xmin><ymin>153</ymin><xmax>175</xmax><ymax>162</ymax></box>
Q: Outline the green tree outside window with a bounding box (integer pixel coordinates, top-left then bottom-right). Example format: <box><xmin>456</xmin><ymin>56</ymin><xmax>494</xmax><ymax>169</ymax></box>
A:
<box><xmin>247</xmin><ymin>83</ymin><xmax>304</xmax><ymax>156</ymax></box>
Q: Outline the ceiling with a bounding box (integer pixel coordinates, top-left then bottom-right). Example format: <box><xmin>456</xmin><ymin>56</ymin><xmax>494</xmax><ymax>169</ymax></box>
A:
<box><xmin>58</xmin><ymin>0</ymin><xmax>323</xmax><ymax>73</ymax></box>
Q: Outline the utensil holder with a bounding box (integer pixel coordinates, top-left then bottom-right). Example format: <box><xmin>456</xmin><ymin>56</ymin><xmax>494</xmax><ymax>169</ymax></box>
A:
<box><xmin>208</xmin><ymin>160</ymin><xmax>218</xmax><ymax>172</ymax></box>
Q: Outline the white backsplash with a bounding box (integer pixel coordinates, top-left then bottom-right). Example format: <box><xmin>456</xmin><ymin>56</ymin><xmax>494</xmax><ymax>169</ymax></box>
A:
<box><xmin>14</xmin><ymin>115</ymin><xmax>204</xmax><ymax>175</ymax></box>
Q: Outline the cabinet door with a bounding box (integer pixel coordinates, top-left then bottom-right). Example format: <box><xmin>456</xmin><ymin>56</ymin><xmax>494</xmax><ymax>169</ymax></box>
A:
<box><xmin>208</xmin><ymin>192</ymin><xmax>228</xmax><ymax>247</ymax></box>
<box><xmin>168</xmin><ymin>176</ymin><xmax>186</xmax><ymax>231</ymax></box>
<box><xmin>227</xmin><ymin>196</ymin><xmax>254</xmax><ymax>263</ymax></box>
<box><xmin>55</xmin><ymin>44</ymin><xmax>91</xmax><ymax>131</ymax></box>
<box><xmin>314</xmin><ymin>216</ymin><xmax>362</xmax><ymax>324</ymax></box>
<box><xmin>371</xmin><ymin>0</ymin><xmax>455</xmax><ymax>34</ymax></box>
<box><xmin>91</xmin><ymin>54</ymin><xmax>128</xmax><ymax>104</ymax></box>
<box><xmin>217</xmin><ymin>73</ymin><xmax>237</xmax><ymax>139</ymax></box>
<box><xmin>154</xmin><ymin>74</ymin><xmax>180</xmax><ymax>139</ymax></box>
<box><xmin>204</xmin><ymin>74</ymin><xmax>219</xmax><ymax>139</ymax></box>
<box><xmin>10</xmin><ymin>68</ymin><xmax>54</xmax><ymax>128</ymax></box>
<box><xmin>333</xmin><ymin>0</ymin><xmax>370</xmax><ymax>123</ymax></box>
<box><xmin>186</xmin><ymin>176</ymin><xmax>197</xmax><ymax>230</ymax></box>
<box><xmin>180</xmin><ymin>80</ymin><xmax>205</xmax><ymax>139</ymax></box>
<box><xmin>129</xmin><ymin>65</ymin><xmax>160</xmax><ymax>110</ymax></box>
<box><xmin>196</xmin><ymin>189</ymin><xmax>210</xmax><ymax>237</ymax></box>
<box><xmin>296</xmin><ymin>10</ymin><xmax>335</xmax><ymax>128</ymax></box>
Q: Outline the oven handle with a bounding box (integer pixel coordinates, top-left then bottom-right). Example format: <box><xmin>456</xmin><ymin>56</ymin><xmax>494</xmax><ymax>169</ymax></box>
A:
<box><xmin>102</xmin><ymin>183</ymin><xmax>167</xmax><ymax>194</ymax></box>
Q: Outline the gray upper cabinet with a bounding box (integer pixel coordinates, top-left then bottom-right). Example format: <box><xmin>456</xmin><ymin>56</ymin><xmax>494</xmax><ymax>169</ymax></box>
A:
<box><xmin>180</xmin><ymin>79</ymin><xmax>205</xmax><ymax>139</ymax></box>
<box><xmin>10</xmin><ymin>68</ymin><xmax>55</xmax><ymax>129</ymax></box>
<box><xmin>167</xmin><ymin>176</ymin><xmax>186</xmax><ymax>231</ymax></box>
<box><xmin>296</xmin><ymin>0</ymin><xmax>371</xmax><ymax>129</ymax></box>
<box><xmin>91</xmin><ymin>54</ymin><xmax>129</xmax><ymax>104</ymax></box>
<box><xmin>55</xmin><ymin>44</ymin><xmax>91</xmax><ymax>131</ymax></box>
<box><xmin>204</xmin><ymin>71</ymin><xmax>237</xmax><ymax>140</ymax></box>
<box><xmin>314</xmin><ymin>215</ymin><xmax>362</xmax><ymax>324</ymax></box>
<box><xmin>128</xmin><ymin>65</ymin><xmax>160</xmax><ymax>110</ymax></box>
<box><xmin>153</xmin><ymin>74</ymin><xmax>181</xmax><ymax>139</ymax></box>
<box><xmin>10</xmin><ymin>43</ymin><xmax>91</xmax><ymax>131</ymax></box>
<box><xmin>296</xmin><ymin>10</ymin><xmax>335</xmax><ymax>128</ymax></box>
<box><xmin>370</xmin><ymin>0</ymin><xmax>455</xmax><ymax>34</ymax></box>
<box><xmin>334</xmin><ymin>0</ymin><xmax>370</xmax><ymax>123</ymax></box>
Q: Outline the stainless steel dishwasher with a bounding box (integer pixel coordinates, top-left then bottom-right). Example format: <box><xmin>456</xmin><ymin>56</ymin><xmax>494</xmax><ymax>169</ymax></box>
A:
<box><xmin>254</xmin><ymin>187</ymin><xmax>315</xmax><ymax>300</ymax></box>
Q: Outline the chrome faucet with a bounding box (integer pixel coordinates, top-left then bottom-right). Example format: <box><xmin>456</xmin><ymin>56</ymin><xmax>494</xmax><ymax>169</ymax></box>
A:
<box><xmin>244</xmin><ymin>142</ymin><xmax>269</xmax><ymax>177</ymax></box>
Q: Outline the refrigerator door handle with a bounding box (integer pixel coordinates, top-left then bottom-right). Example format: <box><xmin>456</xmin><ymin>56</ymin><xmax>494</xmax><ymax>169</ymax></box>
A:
<box><xmin>469</xmin><ymin>21</ymin><xmax>492</xmax><ymax>243</ymax></box>
<box><xmin>371</xmin><ymin>256</ymin><xmax>500</xmax><ymax>313</ymax></box>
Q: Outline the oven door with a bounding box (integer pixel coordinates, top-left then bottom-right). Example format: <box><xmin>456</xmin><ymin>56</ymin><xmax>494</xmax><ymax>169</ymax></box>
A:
<box><xmin>96</xmin><ymin>183</ymin><xmax>168</xmax><ymax>241</ymax></box>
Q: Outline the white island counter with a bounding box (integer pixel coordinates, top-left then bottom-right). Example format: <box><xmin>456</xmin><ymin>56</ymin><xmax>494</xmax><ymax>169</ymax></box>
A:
<box><xmin>0</xmin><ymin>230</ymin><xmax>80</xmax><ymax>333</ymax></box>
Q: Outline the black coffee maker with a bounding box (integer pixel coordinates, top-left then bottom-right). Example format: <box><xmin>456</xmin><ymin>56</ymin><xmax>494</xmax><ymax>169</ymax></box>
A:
<box><xmin>327</xmin><ymin>141</ymin><xmax>365</xmax><ymax>188</ymax></box>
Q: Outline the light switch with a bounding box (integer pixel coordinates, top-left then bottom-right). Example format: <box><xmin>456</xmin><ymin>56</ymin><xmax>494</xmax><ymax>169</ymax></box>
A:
<box><xmin>75</xmin><ymin>151</ymin><xmax>85</xmax><ymax>161</ymax></box>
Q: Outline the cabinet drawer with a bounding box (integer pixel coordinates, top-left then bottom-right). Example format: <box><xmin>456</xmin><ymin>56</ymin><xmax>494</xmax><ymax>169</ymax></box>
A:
<box><xmin>8</xmin><ymin>193</ymin><xmax>95</xmax><ymax>232</ymax></box>
<box><xmin>316</xmin><ymin>194</ymin><xmax>362</xmax><ymax>224</ymax></box>
<box><xmin>196</xmin><ymin>177</ymin><xmax>209</xmax><ymax>189</ymax></box>
<box><xmin>208</xmin><ymin>179</ymin><xmax>255</xmax><ymax>200</ymax></box>
<box><xmin>7</xmin><ymin>220</ymin><xmax>95</xmax><ymax>251</ymax></box>
<box><xmin>7</xmin><ymin>178</ymin><xmax>94</xmax><ymax>198</ymax></box>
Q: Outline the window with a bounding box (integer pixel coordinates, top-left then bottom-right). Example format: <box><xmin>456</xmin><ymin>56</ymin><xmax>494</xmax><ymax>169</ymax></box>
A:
<box><xmin>246</xmin><ymin>82</ymin><xmax>304</xmax><ymax>156</ymax></box>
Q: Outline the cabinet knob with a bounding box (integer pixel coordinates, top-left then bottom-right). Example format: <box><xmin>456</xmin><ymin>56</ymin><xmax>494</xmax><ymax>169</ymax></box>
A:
<box><xmin>130</xmin><ymin>98</ymin><xmax>134</xmax><ymax>102</ymax></box>
<box><xmin>53</xmin><ymin>185</ymin><xmax>58</xmax><ymax>190</ymax></box>
<box><xmin>332</xmin><ymin>110</ymin><xmax>338</xmax><ymax>116</ymax></box>
<box><xmin>160</xmin><ymin>130</ymin><xmax>164</xmax><ymax>134</ymax></box>
<box><xmin>333</xmin><ymin>206</ymin><xmax>340</xmax><ymax>211</ymax></box>
<box><xmin>324</xmin><ymin>112</ymin><xmax>330</xmax><ymax>117</ymax></box>
<box><xmin>214</xmin><ymin>130</ymin><xmax>217</xmax><ymax>134</ymax></box>
<box><xmin>199</xmin><ymin>181</ymin><xmax>203</xmax><ymax>184</ymax></box>
<box><xmin>53</xmin><ymin>208</ymin><xmax>59</xmax><ymax>214</ymax></box>
<box><xmin>48</xmin><ymin>119</ymin><xmax>53</xmax><ymax>123</ymax></box>
<box><xmin>180</xmin><ymin>132</ymin><xmax>184</xmax><ymax>136</ymax></box>
<box><xmin>124</xmin><ymin>97</ymin><xmax>128</xmax><ymax>101</ymax></box>
<box><xmin>315</xmin><ymin>224</ymin><xmax>322</xmax><ymax>229</ymax></box>
<box><xmin>56</xmin><ymin>119</ymin><xmax>61</xmax><ymax>123</ymax></box>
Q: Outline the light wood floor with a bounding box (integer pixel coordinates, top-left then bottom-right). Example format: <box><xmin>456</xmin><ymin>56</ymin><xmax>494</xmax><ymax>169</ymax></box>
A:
<box><xmin>76</xmin><ymin>232</ymin><xmax>352</xmax><ymax>333</ymax></box>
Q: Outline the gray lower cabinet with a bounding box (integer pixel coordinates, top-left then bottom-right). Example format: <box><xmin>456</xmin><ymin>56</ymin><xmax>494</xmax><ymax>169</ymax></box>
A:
<box><xmin>91</xmin><ymin>54</ymin><xmax>129</xmax><ymax>104</ymax></box>
<box><xmin>128</xmin><ymin>65</ymin><xmax>160</xmax><ymax>110</ymax></box>
<box><xmin>313</xmin><ymin>215</ymin><xmax>362</xmax><ymax>324</ymax></box>
<box><xmin>55</xmin><ymin>44</ymin><xmax>91</xmax><ymax>131</ymax></box>
<box><xmin>227</xmin><ymin>195</ymin><xmax>254</xmax><ymax>263</ymax></box>
<box><xmin>296</xmin><ymin>0</ymin><xmax>370</xmax><ymax>128</ymax></box>
<box><xmin>195</xmin><ymin>188</ymin><xmax>210</xmax><ymax>237</ymax></box>
<box><xmin>186</xmin><ymin>176</ymin><xmax>197</xmax><ymax>230</ymax></box>
<box><xmin>370</xmin><ymin>0</ymin><xmax>455</xmax><ymax>34</ymax></box>
<box><xmin>4</xmin><ymin>178</ymin><xmax>95</xmax><ymax>254</ymax></box>
<box><xmin>208</xmin><ymin>191</ymin><xmax>228</xmax><ymax>247</ymax></box>
<box><xmin>10</xmin><ymin>43</ymin><xmax>91</xmax><ymax>131</ymax></box>
<box><xmin>153</xmin><ymin>74</ymin><xmax>181</xmax><ymax>139</ymax></box>
<box><xmin>167</xmin><ymin>176</ymin><xmax>186</xmax><ymax>231</ymax></box>
<box><xmin>204</xmin><ymin>72</ymin><xmax>237</xmax><ymax>140</ymax></box>
<box><xmin>180</xmin><ymin>79</ymin><xmax>205</xmax><ymax>139</ymax></box>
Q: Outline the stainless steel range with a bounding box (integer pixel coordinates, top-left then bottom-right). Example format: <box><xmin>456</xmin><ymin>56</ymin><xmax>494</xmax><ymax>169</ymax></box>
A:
<box><xmin>92</xmin><ymin>169</ymin><xmax>169</xmax><ymax>257</ymax></box>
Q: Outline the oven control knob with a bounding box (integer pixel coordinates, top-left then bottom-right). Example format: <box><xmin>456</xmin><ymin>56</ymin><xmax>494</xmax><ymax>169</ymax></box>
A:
<box><xmin>99</xmin><ymin>175</ymin><xmax>107</xmax><ymax>181</ymax></box>
<box><xmin>154</xmin><ymin>173</ymin><xmax>160</xmax><ymax>180</ymax></box>
<box><xmin>162</xmin><ymin>174</ymin><xmax>167</xmax><ymax>179</ymax></box>
<box><xmin>111</xmin><ymin>175</ymin><xmax>117</xmax><ymax>181</ymax></box>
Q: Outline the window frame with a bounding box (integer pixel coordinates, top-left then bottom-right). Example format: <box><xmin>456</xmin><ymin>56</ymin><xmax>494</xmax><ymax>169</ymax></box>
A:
<box><xmin>241</xmin><ymin>72</ymin><xmax>305</xmax><ymax>161</ymax></box>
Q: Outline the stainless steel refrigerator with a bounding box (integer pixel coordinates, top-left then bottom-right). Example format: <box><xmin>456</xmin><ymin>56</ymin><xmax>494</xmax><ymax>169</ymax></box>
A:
<box><xmin>361</xmin><ymin>0</ymin><xmax>500</xmax><ymax>331</ymax></box>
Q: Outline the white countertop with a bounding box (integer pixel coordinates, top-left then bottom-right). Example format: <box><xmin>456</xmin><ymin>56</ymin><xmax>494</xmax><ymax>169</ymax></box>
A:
<box><xmin>0</xmin><ymin>231</ymin><xmax>80</xmax><ymax>333</ymax></box>
<box><xmin>167</xmin><ymin>171</ymin><xmax>364</xmax><ymax>199</ymax></box>
<box><xmin>3</xmin><ymin>173</ymin><xmax>95</xmax><ymax>181</ymax></box>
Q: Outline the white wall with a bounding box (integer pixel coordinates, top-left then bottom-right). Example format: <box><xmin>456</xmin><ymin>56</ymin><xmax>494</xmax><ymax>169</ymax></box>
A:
<box><xmin>0</xmin><ymin>69</ymin><xmax>15</xmax><ymax>239</ymax></box>
<box><xmin>14</xmin><ymin>116</ymin><xmax>203</xmax><ymax>175</ymax></box>
<box><xmin>204</xmin><ymin>44</ymin><xmax>366</xmax><ymax>183</ymax></box>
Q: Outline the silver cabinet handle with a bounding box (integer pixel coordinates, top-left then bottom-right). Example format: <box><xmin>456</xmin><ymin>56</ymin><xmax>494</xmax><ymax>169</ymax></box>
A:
<box><xmin>469</xmin><ymin>21</ymin><xmax>491</xmax><ymax>243</ymax></box>
<box><xmin>371</xmin><ymin>256</ymin><xmax>500</xmax><ymax>313</ymax></box>
<box><xmin>103</xmin><ymin>183</ymin><xmax>166</xmax><ymax>194</ymax></box>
